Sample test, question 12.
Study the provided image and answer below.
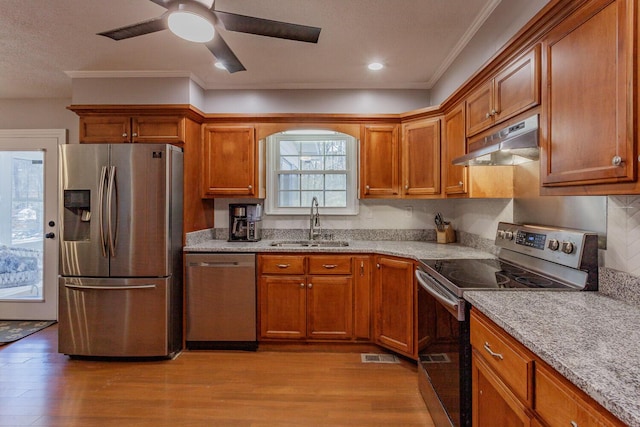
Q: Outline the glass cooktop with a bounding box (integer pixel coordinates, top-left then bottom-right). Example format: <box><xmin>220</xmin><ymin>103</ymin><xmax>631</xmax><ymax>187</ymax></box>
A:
<box><xmin>419</xmin><ymin>258</ymin><xmax>573</xmax><ymax>291</ymax></box>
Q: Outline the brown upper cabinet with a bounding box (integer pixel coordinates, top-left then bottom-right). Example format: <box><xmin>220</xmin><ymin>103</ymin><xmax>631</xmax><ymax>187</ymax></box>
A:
<box><xmin>401</xmin><ymin>118</ymin><xmax>441</xmax><ymax>197</ymax></box>
<box><xmin>466</xmin><ymin>46</ymin><xmax>541</xmax><ymax>137</ymax></box>
<box><xmin>360</xmin><ymin>124</ymin><xmax>400</xmax><ymax>198</ymax></box>
<box><xmin>360</xmin><ymin>121</ymin><xmax>442</xmax><ymax>199</ymax></box>
<box><xmin>201</xmin><ymin>125</ymin><xmax>260</xmax><ymax>198</ymax></box>
<box><xmin>79</xmin><ymin>115</ymin><xmax>186</xmax><ymax>144</ymax></box>
<box><xmin>443</xmin><ymin>103</ymin><xmax>468</xmax><ymax>196</ymax></box>
<box><xmin>540</xmin><ymin>0</ymin><xmax>636</xmax><ymax>191</ymax></box>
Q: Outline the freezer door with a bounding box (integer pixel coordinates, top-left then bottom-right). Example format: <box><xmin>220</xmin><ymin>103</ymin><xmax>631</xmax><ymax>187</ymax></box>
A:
<box><xmin>59</xmin><ymin>144</ymin><xmax>110</xmax><ymax>277</ymax></box>
<box><xmin>109</xmin><ymin>144</ymin><xmax>170</xmax><ymax>277</ymax></box>
<box><xmin>58</xmin><ymin>277</ymin><xmax>172</xmax><ymax>357</ymax></box>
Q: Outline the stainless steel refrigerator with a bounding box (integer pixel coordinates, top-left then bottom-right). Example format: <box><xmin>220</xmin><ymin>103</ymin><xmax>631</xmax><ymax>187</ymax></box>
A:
<box><xmin>58</xmin><ymin>144</ymin><xmax>183</xmax><ymax>358</ymax></box>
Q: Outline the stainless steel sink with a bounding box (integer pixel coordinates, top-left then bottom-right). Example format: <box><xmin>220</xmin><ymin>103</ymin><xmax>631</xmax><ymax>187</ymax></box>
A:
<box><xmin>270</xmin><ymin>240</ymin><xmax>349</xmax><ymax>248</ymax></box>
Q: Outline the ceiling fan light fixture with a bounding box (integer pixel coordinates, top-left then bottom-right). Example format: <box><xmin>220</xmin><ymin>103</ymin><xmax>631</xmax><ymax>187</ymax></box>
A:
<box><xmin>168</xmin><ymin>8</ymin><xmax>215</xmax><ymax>43</ymax></box>
<box><xmin>368</xmin><ymin>62</ymin><xmax>384</xmax><ymax>71</ymax></box>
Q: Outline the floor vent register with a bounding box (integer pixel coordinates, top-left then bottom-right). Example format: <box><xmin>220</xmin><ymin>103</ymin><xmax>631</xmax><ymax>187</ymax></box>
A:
<box><xmin>360</xmin><ymin>353</ymin><xmax>400</xmax><ymax>364</ymax></box>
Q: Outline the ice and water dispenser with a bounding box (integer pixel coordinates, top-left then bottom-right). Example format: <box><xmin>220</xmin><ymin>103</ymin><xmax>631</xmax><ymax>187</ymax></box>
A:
<box><xmin>62</xmin><ymin>190</ymin><xmax>92</xmax><ymax>241</ymax></box>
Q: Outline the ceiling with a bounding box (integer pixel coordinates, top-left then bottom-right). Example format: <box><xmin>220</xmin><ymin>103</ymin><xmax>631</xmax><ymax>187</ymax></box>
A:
<box><xmin>0</xmin><ymin>0</ymin><xmax>499</xmax><ymax>99</ymax></box>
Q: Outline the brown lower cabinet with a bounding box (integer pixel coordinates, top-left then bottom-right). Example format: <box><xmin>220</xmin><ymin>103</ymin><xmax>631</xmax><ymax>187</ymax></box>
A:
<box><xmin>258</xmin><ymin>254</ymin><xmax>371</xmax><ymax>341</ymax></box>
<box><xmin>373</xmin><ymin>255</ymin><xmax>416</xmax><ymax>359</ymax></box>
<box><xmin>471</xmin><ymin>309</ymin><xmax>625</xmax><ymax>427</ymax></box>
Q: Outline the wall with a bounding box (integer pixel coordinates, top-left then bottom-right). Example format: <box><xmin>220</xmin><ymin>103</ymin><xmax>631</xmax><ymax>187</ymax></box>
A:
<box><xmin>202</xmin><ymin>89</ymin><xmax>430</xmax><ymax>114</ymax></box>
<box><xmin>0</xmin><ymin>98</ymin><xmax>77</xmax><ymax>143</ymax></box>
<box><xmin>430</xmin><ymin>0</ymin><xmax>550</xmax><ymax>105</ymax></box>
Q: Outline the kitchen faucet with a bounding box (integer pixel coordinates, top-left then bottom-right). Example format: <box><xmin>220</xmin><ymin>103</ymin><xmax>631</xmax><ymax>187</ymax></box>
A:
<box><xmin>309</xmin><ymin>196</ymin><xmax>321</xmax><ymax>240</ymax></box>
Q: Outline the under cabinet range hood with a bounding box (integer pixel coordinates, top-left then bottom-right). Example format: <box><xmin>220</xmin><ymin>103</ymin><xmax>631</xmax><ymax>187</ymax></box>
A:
<box><xmin>453</xmin><ymin>115</ymin><xmax>539</xmax><ymax>166</ymax></box>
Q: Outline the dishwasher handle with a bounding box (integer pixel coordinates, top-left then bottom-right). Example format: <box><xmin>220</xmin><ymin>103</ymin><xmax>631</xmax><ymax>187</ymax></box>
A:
<box><xmin>187</xmin><ymin>261</ymin><xmax>247</xmax><ymax>268</ymax></box>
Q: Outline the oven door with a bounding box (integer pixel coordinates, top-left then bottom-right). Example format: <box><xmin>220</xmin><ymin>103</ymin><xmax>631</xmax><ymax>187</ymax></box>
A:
<box><xmin>416</xmin><ymin>268</ymin><xmax>471</xmax><ymax>427</ymax></box>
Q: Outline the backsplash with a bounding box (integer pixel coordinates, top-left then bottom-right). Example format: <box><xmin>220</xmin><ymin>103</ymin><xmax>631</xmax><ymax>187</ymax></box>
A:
<box><xmin>605</xmin><ymin>196</ymin><xmax>640</xmax><ymax>276</ymax></box>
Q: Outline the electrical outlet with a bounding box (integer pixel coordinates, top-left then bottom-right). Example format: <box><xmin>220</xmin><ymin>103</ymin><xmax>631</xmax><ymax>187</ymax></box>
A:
<box><xmin>404</xmin><ymin>206</ymin><xmax>413</xmax><ymax>218</ymax></box>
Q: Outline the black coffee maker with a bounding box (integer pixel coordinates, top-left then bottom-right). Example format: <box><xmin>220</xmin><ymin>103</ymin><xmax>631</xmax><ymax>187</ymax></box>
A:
<box><xmin>229</xmin><ymin>204</ymin><xmax>262</xmax><ymax>241</ymax></box>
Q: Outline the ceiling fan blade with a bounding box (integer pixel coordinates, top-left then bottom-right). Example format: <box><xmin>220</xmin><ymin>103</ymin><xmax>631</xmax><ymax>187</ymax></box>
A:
<box><xmin>215</xmin><ymin>11</ymin><xmax>321</xmax><ymax>43</ymax></box>
<box><xmin>205</xmin><ymin>33</ymin><xmax>246</xmax><ymax>73</ymax></box>
<box><xmin>148</xmin><ymin>0</ymin><xmax>170</xmax><ymax>8</ymax></box>
<box><xmin>98</xmin><ymin>16</ymin><xmax>167</xmax><ymax>41</ymax></box>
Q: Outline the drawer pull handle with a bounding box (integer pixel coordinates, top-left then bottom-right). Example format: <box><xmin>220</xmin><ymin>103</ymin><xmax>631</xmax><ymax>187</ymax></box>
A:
<box><xmin>570</xmin><ymin>422</ymin><xmax>578</xmax><ymax>427</ymax></box>
<box><xmin>322</xmin><ymin>264</ymin><xmax>337</xmax><ymax>269</ymax></box>
<box><xmin>276</xmin><ymin>264</ymin><xmax>290</xmax><ymax>269</ymax></box>
<box><xmin>483</xmin><ymin>342</ymin><xmax>504</xmax><ymax>360</ymax></box>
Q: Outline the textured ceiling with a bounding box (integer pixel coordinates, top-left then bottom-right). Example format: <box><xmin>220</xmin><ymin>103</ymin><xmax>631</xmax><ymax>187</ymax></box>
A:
<box><xmin>0</xmin><ymin>0</ymin><xmax>499</xmax><ymax>98</ymax></box>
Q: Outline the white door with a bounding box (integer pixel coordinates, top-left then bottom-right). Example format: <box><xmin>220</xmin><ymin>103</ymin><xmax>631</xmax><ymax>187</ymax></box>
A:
<box><xmin>0</xmin><ymin>130</ymin><xmax>64</xmax><ymax>320</ymax></box>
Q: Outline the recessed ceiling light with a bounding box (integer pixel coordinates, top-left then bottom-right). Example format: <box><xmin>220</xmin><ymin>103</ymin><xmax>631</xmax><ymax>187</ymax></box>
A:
<box><xmin>214</xmin><ymin>62</ymin><xmax>227</xmax><ymax>70</ymax></box>
<box><xmin>368</xmin><ymin>62</ymin><xmax>384</xmax><ymax>71</ymax></box>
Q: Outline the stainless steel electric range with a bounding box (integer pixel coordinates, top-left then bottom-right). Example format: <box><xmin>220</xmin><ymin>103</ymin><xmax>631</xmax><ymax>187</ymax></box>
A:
<box><xmin>415</xmin><ymin>222</ymin><xmax>599</xmax><ymax>427</ymax></box>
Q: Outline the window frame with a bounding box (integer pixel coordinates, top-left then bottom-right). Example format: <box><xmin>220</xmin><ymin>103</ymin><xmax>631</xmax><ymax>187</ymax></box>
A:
<box><xmin>265</xmin><ymin>130</ymin><xmax>359</xmax><ymax>215</ymax></box>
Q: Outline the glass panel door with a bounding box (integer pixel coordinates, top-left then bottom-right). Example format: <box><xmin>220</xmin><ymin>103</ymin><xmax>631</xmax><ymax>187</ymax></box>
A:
<box><xmin>0</xmin><ymin>130</ymin><xmax>64</xmax><ymax>320</ymax></box>
<box><xmin>0</xmin><ymin>151</ymin><xmax>44</xmax><ymax>299</ymax></box>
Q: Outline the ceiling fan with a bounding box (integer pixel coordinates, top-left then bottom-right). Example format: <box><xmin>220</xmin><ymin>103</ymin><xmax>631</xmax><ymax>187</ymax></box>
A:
<box><xmin>97</xmin><ymin>0</ymin><xmax>322</xmax><ymax>73</ymax></box>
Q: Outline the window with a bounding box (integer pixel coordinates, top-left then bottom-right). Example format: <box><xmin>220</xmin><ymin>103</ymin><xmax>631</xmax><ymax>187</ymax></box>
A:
<box><xmin>265</xmin><ymin>130</ymin><xmax>358</xmax><ymax>215</ymax></box>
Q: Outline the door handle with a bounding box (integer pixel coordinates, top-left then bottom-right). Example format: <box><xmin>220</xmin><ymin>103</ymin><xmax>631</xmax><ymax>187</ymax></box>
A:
<box><xmin>45</xmin><ymin>232</ymin><xmax>55</xmax><ymax>239</ymax></box>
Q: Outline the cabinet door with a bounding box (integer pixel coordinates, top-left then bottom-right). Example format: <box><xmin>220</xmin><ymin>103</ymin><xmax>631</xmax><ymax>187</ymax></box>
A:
<box><xmin>373</xmin><ymin>256</ymin><xmax>415</xmax><ymax>357</ymax></box>
<box><xmin>79</xmin><ymin>116</ymin><xmax>131</xmax><ymax>143</ymax></box>
<box><xmin>535</xmin><ymin>364</ymin><xmax>625</xmax><ymax>427</ymax></box>
<box><xmin>353</xmin><ymin>256</ymin><xmax>372</xmax><ymax>340</ymax></box>
<box><xmin>401</xmin><ymin>118</ymin><xmax>441</xmax><ymax>197</ymax></box>
<box><xmin>307</xmin><ymin>276</ymin><xmax>353</xmax><ymax>340</ymax></box>
<box><xmin>472</xmin><ymin>351</ymin><xmax>533</xmax><ymax>427</ymax></box>
<box><xmin>443</xmin><ymin>103</ymin><xmax>468</xmax><ymax>195</ymax></box>
<box><xmin>202</xmin><ymin>125</ymin><xmax>257</xmax><ymax>197</ymax></box>
<box><xmin>540</xmin><ymin>0</ymin><xmax>635</xmax><ymax>186</ymax></box>
<box><xmin>493</xmin><ymin>46</ymin><xmax>540</xmax><ymax>125</ymax></box>
<box><xmin>258</xmin><ymin>276</ymin><xmax>307</xmax><ymax>340</ymax></box>
<box><xmin>360</xmin><ymin>124</ymin><xmax>400</xmax><ymax>198</ymax></box>
<box><xmin>132</xmin><ymin>116</ymin><xmax>185</xmax><ymax>144</ymax></box>
<box><xmin>466</xmin><ymin>81</ymin><xmax>494</xmax><ymax>137</ymax></box>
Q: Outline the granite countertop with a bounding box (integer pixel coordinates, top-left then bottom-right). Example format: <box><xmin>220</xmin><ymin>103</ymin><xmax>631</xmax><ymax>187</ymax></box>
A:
<box><xmin>465</xmin><ymin>291</ymin><xmax>640</xmax><ymax>427</ymax></box>
<box><xmin>184</xmin><ymin>239</ymin><xmax>495</xmax><ymax>261</ymax></box>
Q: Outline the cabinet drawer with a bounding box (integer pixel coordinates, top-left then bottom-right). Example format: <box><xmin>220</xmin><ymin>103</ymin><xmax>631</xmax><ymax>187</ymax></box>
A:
<box><xmin>470</xmin><ymin>311</ymin><xmax>533</xmax><ymax>403</ymax></box>
<box><xmin>535</xmin><ymin>364</ymin><xmax>623</xmax><ymax>427</ymax></box>
<box><xmin>308</xmin><ymin>256</ymin><xmax>352</xmax><ymax>275</ymax></box>
<box><xmin>259</xmin><ymin>255</ymin><xmax>305</xmax><ymax>275</ymax></box>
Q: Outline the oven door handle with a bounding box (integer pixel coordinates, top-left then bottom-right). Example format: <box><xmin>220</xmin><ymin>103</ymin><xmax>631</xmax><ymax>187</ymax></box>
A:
<box><xmin>415</xmin><ymin>269</ymin><xmax>465</xmax><ymax>321</ymax></box>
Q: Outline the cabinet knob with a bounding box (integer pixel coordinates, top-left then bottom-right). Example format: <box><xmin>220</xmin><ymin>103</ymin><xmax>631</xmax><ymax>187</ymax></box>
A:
<box><xmin>122</xmin><ymin>133</ymin><xmax>128</xmax><ymax>138</ymax></box>
<box><xmin>458</xmin><ymin>181</ymin><xmax>463</xmax><ymax>186</ymax></box>
<box><xmin>612</xmin><ymin>155</ymin><xmax>622</xmax><ymax>166</ymax></box>
<box><xmin>485</xmin><ymin>112</ymin><xmax>491</xmax><ymax>119</ymax></box>
<box><xmin>376</xmin><ymin>263</ymin><xmax>380</xmax><ymax>269</ymax></box>
<box><xmin>365</xmin><ymin>185</ymin><xmax>370</xmax><ymax>191</ymax></box>
<box><xmin>132</xmin><ymin>132</ymin><xmax>138</xmax><ymax>137</ymax></box>
<box><xmin>490</xmin><ymin>109</ymin><xmax>497</xmax><ymax>116</ymax></box>
<box><xmin>300</xmin><ymin>283</ymin><xmax>305</xmax><ymax>288</ymax></box>
<box><xmin>404</xmin><ymin>184</ymin><xmax>409</xmax><ymax>190</ymax></box>
<box><xmin>308</xmin><ymin>283</ymin><xmax>313</xmax><ymax>289</ymax></box>
<box><xmin>248</xmin><ymin>185</ymin><xmax>253</xmax><ymax>190</ymax></box>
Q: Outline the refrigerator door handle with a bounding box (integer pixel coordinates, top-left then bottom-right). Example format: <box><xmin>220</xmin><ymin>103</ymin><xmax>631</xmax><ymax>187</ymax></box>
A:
<box><xmin>107</xmin><ymin>165</ymin><xmax>118</xmax><ymax>257</ymax></box>
<box><xmin>64</xmin><ymin>283</ymin><xmax>157</xmax><ymax>291</ymax></box>
<box><xmin>98</xmin><ymin>166</ymin><xmax>108</xmax><ymax>258</ymax></box>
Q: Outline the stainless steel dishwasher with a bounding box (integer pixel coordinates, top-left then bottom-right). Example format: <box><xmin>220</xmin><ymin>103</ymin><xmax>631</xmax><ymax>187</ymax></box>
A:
<box><xmin>185</xmin><ymin>253</ymin><xmax>257</xmax><ymax>350</ymax></box>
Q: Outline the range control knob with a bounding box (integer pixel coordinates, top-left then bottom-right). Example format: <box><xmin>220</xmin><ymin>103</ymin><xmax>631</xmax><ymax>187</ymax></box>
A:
<box><xmin>497</xmin><ymin>230</ymin><xmax>505</xmax><ymax>239</ymax></box>
<box><xmin>561</xmin><ymin>241</ymin><xmax>575</xmax><ymax>254</ymax></box>
<box><xmin>504</xmin><ymin>231</ymin><xmax>514</xmax><ymax>240</ymax></box>
<box><xmin>548</xmin><ymin>239</ymin><xmax>560</xmax><ymax>251</ymax></box>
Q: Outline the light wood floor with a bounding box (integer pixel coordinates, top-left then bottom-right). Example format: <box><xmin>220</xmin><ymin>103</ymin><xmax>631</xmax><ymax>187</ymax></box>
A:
<box><xmin>0</xmin><ymin>324</ymin><xmax>434</xmax><ymax>426</ymax></box>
